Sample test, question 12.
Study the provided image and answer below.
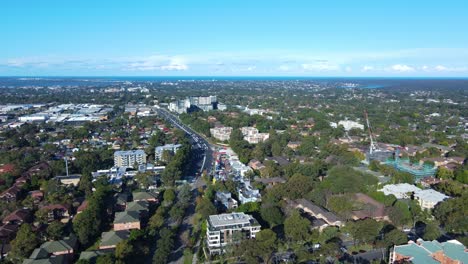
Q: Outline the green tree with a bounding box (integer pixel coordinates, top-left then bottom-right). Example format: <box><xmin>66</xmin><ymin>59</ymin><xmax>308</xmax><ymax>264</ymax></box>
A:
<box><xmin>46</xmin><ymin>221</ymin><xmax>65</xmax><ymax>240</ymax></box>
<box><xmin>260</xmin><ymin>205</ymin><xmax>284</xmax><ymax>228</ymax></box>
<box><xmin>436</xmin><ymin>167</ymin><xmax>454</xmax><ymax>180</ymax></box>
<box><xmin>96</xmin><ymin>254</ymin><xmax>115</xmax><ymax>264</ymax></box>
<box><xmin>135</xmin><ymin>171</ymin><xmax>152</xmax><ymax>190</ymax></box>
<box><xmin>9</xmin><ymin>224</ymin><xmax>39</xmax><ymax>262</ymax></box>
<box><xmin>115</xmin><ymin>240</ymin><xmax>134</xmax><ymax>263</ymax></box>
<box><xmin>423</xmin><ymin>221</ymin><xmax>441</xmax><ymax>241</ymax></box>
<box><xmin>238</xmin><ymin>229</ymin><xmax>277</xmax><ymax>264</ymax></box>
<box><xmin>284</xmin><ymin>210</ymin><xmax>310</xmax><ymax>242</ymax></box>
<box><xmin>163</xmin><ymin>189</ymin><xmax>176</xmax><ymax>205</ymax></box>
<box><xmin>383</xmin><ymin>229</ymin><xmax>407</xmax><ymax>247</ymax></box>
<box><xmin>196</xmin><ymin>197</ymin><xmax>217</xmax><ymax>219</ymax></box>
<box><xmin>345</xmin><ymin>219</ymin><xmax>381</xmax><ymax>246</ymax></box>
<box><xmin>389</xmin><ymin>201</ymin><xmax>412</xmax><ymax>228</ymax></box>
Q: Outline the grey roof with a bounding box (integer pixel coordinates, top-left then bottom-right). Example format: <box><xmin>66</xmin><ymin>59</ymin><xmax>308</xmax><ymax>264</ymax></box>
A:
<box><xmin>114</xmin><ymin>210</ymin><xmax>140</xmax><ymax>224</ymax></box>
<box><xmin>126</xmin><ymin>201</ymin><xmax>149</xmax><ymax>212</ymax></box>
<box><xmin>116</xmin><ymin>193</ymin><xmax>129</xmax><ymax>204</ymax></box>
<box><xmin>414</xmin><ymin>189</ymin><xmax>448</xmax><ymax>203</ymax></box>
<box><xmin>29</xmin><ymin>248</ymin><xmax>49</xmax><ymax>260</ymax></box>
<box><xmin>255</xmin><ymin>177</ymin><xmax>286</xmax><ymax>184</ymax></box>
<box><xmin>28</xmin><ymin>235</ymin><xmax>77</xmax><ymax>260</ymax></box>
<box><xmin>132</xmin><ymin>191</ymin><xmax>158</xmax><ymax>201</ymax></box>
<box><xmin>421</xmin><ymin>143</ymin><xmax>452</xmax><ymax>152</ymax></box>
<box><xmin>295</xmin><ymin>198</ymin><xmax>341</xmax><ymax>224</ymax></box>
<box><xmin>22</xmin><ymin>255</ymin><xmax>66</xmax><ymax>264</ymax></box>
<box><xmin>114</xmin><ymin>150</ymin><xmax>146</xmax><ymax>156</ymax></box>
<box><xmin>208</xmin><ymin>213</ymin><xmax>258</xmax><ymax>228</ymax></box>
<box><xmin>100</xmin><ymin>230</ymin><xmax>130</xmax><ymax>247</ymax></box>
<box><xmin>79</xmin><ymin>249</ymin><xmax>115</xmax><ymax>261</ymax></box>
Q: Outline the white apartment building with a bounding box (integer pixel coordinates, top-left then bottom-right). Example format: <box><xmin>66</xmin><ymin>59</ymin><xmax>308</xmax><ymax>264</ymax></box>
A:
<box><xmin>240</xmin><ymin>127</ymin><xmax>270</xmax><ymax>144</ymax></box>
<box><xmin>114</xmin><ymin>150</ymin><xmax>147</xmax><ymax>168</ymax></box>
<box><xmin>155</xmin><ymin>144</ymin><xmax>182</xmax><ymax>161</ymax></box>
<box><xmin>330</xmin><ymin>120</ymin><xmax>364</xmax><ymax>131</ymax></box>
<box><xmin>210</xmin><ymin>127</ymin><xmax>233</xmax><ymax>141</ymax></box>
<box><xmin>244</xmin><ymin>133</ymin><xmax>270</xmax><ymax>144</ymax></box>
<box><xmin>414</xmin><ymin>189</ymin><xmax>448</xmax><ymax>209</ymax></box>
<box><xmin>206</xmin><ymin>213</ymin><xmax>261</xmax><ymax>255</ymax></box>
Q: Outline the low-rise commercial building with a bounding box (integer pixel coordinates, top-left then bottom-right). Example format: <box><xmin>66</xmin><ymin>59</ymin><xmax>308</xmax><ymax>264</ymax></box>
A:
<box><xmin>389</xmin><ymin>239</ymin><xmax>467</xmax><ymax>264</ymax></box>
<box><xmin>206</xmin><ymin>213</ymin><xmax>261</xmax><ymax>255</ymax></box>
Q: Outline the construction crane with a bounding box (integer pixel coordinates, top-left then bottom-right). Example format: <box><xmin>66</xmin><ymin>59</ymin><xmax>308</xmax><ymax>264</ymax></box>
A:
<box><xmin>364</xmin><ymin>110</ymin><xmax>380</xmax><ymax>154</ymax></box>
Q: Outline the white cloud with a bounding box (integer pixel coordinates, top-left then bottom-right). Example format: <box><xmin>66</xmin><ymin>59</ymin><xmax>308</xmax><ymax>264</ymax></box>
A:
<box><xmin>421</xmin><ymin>65</ymin><xmax>430</xmax><ymax>71</ymax></box>
<box><xmin>345</xmin><ymin>66</ymin><xmax>352</xmax><ymax>72</ymax></box>
<box><xmin>361</xmin><ymin>65</ymin><xmax>374</xmax><ymax>72</ymax></box>
<box><xmin>278</xmin><ymin>65</ymin><xmax>290</xmax><ymax>71</ymax></box>
<box><xmin>301</xmin><ymin>62</ymin><xmax>340</xmax><ymax>71</ymax></box>
<box><xmin>432</xmin><ymin>65</ymin><xmax>468</xmax><ymax>72</ymax></box>
<box><xmin>434</xmin><ymin>65</ymin><xmax>448</xmax><ymax>71</ymax></box>
<box><xmin>390</xmin><ymin>64</ymin><xmax>415</xmax><ymax>72</ymax></box>
<box><xmin>126</xmin><ymin>55</ymin><xmax>188</xmax><ymax>71</ymax></box>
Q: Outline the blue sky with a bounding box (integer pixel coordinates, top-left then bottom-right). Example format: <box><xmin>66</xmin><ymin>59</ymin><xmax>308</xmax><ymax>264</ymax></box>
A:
<box><xmin>1</xmin><ymin>0</ymin><xmax>468</xmax><ymax>76</ymax></box>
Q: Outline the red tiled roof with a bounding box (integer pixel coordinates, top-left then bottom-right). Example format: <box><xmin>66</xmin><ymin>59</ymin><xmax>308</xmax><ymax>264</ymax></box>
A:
<box><xmin>0</xmin><ymin>164</ymin><xmax>15</xmax><ymax>174</ymax></box>
<box><xmin>2</xmin><ymin>209</ymin><xmax>31</xmax><ymax>224</ymax></box>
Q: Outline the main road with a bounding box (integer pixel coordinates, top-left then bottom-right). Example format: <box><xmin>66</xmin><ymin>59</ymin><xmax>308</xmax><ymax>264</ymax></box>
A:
<box><xmin>155</xmin><ymin>107</ymin><xmax>213</xmax><ymax>178</ymax></box>
<box><xmin>155</xmin><ymin>106</ymin><xmax>213</xmax><ymax>264</ymax></box>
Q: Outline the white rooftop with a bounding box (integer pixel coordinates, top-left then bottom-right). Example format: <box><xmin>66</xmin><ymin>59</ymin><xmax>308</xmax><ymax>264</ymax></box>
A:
<box><xmin>414</xmin><ymin>189</ymin><xmax>448</xmax><ymax>203</ymax></box>
<box><xmin>208</xmin><ymin>212</ymin><xmax>253</xmax><ymax>227</ymax></box>
<box><xmin>380</xmin><ymin>183</ymin><xmax>422</xmax><ymax>197</ymax></box>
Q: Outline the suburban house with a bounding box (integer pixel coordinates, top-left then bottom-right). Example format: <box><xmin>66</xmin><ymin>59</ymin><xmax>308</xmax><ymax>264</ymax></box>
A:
<box><xmin>125</xmin><ymin>201</ymin><xmax>149</xmax><ymax>219</ymax></box>
<box><xmin>350</xmin><ymin>193</ymin><xmax>389</xmax><ymax>221</ymax></box>
<box><xmin>76</xmin><ymin>201</ymin><xmax>88</xmax><ymax>214</ymax></box>
<box><xmin>98</xmin><ymin>230</ymin><xmax>130</xmax><ymax>249</ymax></box>
<box><xmin>24</xmin><ymin>235</ymin><xmax>78</xmax><ymax>264</ymax></box>
<box><xmin>0</xmin><ymin>185</ymin><xmax>21</xmax><ymax>203</ymax></box>
<box><xmin>248</xmin><ymin>159</ymin><xmax>266</xmax><ymax>170</ymax></box>
<box><xmin>254</xmin><ymin>177</ymin><xmax>286</xmax><ymax>188</ymax></box>
<box><xmin>132</xmin><ymin>191</ymin><xmax>158</xmax><ymax>203</ymax></box>
<box><xmin>2</xmin><ymin>208</ymin><xmax>32</xmax><ymax>225</ymax></box>
<box><xmin>113</xmin><ymin>211</ymin><xmax>141</xmax><ymax>231</ymax></box>
<box><xmin>41</xmin><ymin>204</ymin><xmax>71</xmax><ymax>223</ymax></box>
<box><xmin>79</xmin><ymin>249</ymin><xmax>115</xmax><ymax>262</ymax></box>
<box><xmin>287</xmin><ymin>141</ymin><xmax>302</xmax><ymax>150</ymax></box>
<box><xmin>215</xmin><ymin>191</ymin><xmax>238</xmax><ymax>210</ymax></box>
<box><xmin>115</xmin><ymin>193</ymin><xmax>130</xmax><ymax>211</ymax></box>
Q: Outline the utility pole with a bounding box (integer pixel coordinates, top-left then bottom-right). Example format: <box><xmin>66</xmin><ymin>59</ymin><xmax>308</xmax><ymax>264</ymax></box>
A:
<box><xmin>64</xmin><ymin>157</ymin><xmax>69</xmax><ymax>177</ymax></box>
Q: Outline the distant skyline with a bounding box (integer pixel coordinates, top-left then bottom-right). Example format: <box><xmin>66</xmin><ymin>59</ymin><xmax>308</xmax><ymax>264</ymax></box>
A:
<box><xmin>1</xmin><ymin>0</ymin><xmax>468</xmax><ymax>77</ymax></box>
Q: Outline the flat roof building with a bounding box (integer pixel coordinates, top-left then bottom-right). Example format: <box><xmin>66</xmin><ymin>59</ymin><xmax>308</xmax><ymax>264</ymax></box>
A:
<box><xmin>114</xmin><ymin>150</ymin><xmax>147</xmax><ymax>168</ymax></box>
<box><xmin>155</xmin><ymin>144</ymin><xmax>182</xmax><ymax>161</ymax></box>
<box><xmin>206</xmin><ymin>213</ymin><xmax>260</xmax><ymax>255</ymax></box>
<box><xmin>414</xmin><ymin>189</ymin><xmax>448</xmax><ymax>209</ymax></box>
<box><xmin>380</xmin><ymin>183</ymin><xmax>422</xmax><ymax>199</ymax></box>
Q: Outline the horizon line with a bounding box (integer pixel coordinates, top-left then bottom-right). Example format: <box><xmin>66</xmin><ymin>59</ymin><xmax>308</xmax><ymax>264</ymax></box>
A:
<box><xmin>1</xmin><ymin>75</ymin><xmax>468</xmax><ymax>79</ymax></box>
